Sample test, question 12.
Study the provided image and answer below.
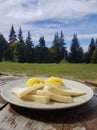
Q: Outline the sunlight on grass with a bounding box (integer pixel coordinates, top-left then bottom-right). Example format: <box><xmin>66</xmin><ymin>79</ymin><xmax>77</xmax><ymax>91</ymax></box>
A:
<box><xmin>0</xmin><ymin>62</ymin><xmax>97</xmax><ymax>81</ymax></box>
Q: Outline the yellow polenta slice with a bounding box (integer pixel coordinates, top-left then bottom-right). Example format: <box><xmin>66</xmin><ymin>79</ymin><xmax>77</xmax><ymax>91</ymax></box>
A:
<box><xmin>45</xmin><ymin>76</ymin><xmax>64</xmax><ymax>87</ymax></box>
<box><xmin>26</xmin><ymin>77</ymin><xmax>44</xmax><ymax>87</ymax></box>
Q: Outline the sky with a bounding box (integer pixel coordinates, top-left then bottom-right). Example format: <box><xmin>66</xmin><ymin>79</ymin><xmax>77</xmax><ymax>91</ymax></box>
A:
<box><xmin>0</xmin><ymin>0</ymin><xmax>97</xmax><ymax>51</ymax></box>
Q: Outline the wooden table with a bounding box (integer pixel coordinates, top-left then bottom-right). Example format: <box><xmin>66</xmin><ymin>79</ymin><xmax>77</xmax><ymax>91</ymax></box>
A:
<box><xmin>0</xmin><ymin>75</ymin><xmax>97</xmax><ymax>130</ymax></box>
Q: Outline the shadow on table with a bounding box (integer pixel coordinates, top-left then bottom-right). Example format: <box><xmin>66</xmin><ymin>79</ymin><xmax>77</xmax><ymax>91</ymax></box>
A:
<box><xmin>10</xmin><ymin>96</ymin><xmax>97</xmax><ymax>124</ymax></box>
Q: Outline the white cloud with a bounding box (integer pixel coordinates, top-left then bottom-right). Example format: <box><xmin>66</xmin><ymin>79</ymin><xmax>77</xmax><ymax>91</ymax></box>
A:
<box><xmin>39</xmin><ymin>0</ymin><xmax>97</xmax><ymax>20</ymax></box>
<box><xmin>66</xmin><ymin>33</ymin><xmax>97</xmax><ymax>41</ymax></box>
<box><xmin>0</xmin><ymin>0</ymin><xmax>97</xmax><ymax>50</ymax></box>
<box><xmin>0</xmin><ymin>0</ymin><xmax>43</xmax><ymax>24</ymax></box>
<box><xmin>0</xmin><ymin>0</ymin><xmax>97</xmax><ymax>24</ymax></box>
<box><xmin>78</xmin><ymin>33</ymin><xmax>97</xmax><ymax>39</ymax></box>
<box><xmin>82</xmin><ymin>44</ymin><xmax>88</xmax><ymax>52</ymax></box>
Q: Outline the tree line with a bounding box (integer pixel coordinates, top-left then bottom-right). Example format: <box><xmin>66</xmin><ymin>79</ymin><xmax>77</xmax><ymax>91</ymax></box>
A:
<box><xmin>0</xmin><ymin>25</ymin><xmax>97</xmax><ymax>63</ymax></box>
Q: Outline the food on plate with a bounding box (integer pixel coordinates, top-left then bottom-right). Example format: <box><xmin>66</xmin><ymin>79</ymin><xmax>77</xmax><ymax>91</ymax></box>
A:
<box><xmin>11</xmin><ymin>84</ymin><xmax>44</xmax><ymax>97</ymax></box>
<box><xmin>22</xmin><ymin>95</ymin><xmax>50</xmax><ymax>104</ymax></box>
<box><xmin>45</xmin><ymin>76</ymin><xmax>64</xmax><ymax>87</ymax></box>
<box><xmin>11</xmin><ymin>76</ymin><xmax>86</xmax><ymax>104</ymax></box>
<box><xmin>43</xmin><ymin>85</ymin><xmax>86</xmax><ymax>96</ymax></box>
<box><xmin>26</xmin><ymin>77</ymin><xmax>44</xmax><ymax>87</ymax></box>
<box><xmin>36</xmin><ymin>89</ymin><xmax>72</xmax><ymax>103</ymax></box>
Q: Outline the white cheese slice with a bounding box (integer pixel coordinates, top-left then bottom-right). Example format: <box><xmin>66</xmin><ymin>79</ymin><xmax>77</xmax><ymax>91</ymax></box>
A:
<box><xmin>36</xmin><ymin>89</ymin><xmax>72</xmax><ymax>103</ymax></box>
<box><xmin>22</xmin><ymin>95</ymin><xmax>50</xmax><ymax>104</ymax></box>
<box><xmin>11</xmin><ymin>84</ymin><xmax>44</xmax><ymax>97</ymax></box>
<box><xmin>43</xmin><ymin>85</ymin><xmax>86</xmax><ymax>96</ymax></box>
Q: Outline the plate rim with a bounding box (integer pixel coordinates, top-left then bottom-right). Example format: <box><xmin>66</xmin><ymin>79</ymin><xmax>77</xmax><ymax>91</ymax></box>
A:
<box><xmin>1</xmin><ymin>78</ymin><xmax>94</xmax><ymax>110</ymax></box>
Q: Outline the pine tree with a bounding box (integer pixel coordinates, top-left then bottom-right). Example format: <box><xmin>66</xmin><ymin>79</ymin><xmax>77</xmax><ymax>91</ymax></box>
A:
<box><xmin>9</xmin><ymin>25</ymin><xmax>17</xmax><ymax>43</ymax></box>
<box><xmin>60</xmin><ymin>31</ymin><xmax>65</xmax><ymax>48</ymax></box>
<box><xmin>59</xmin><ymin>31</ymin><xmax>67</xmax><ymax>60</ymax></box>
<box><xmin>70</xmin><ymin>34</ymin><xmax>83</xmax><ymax>63</ymax></box>
<box><xmin>0</xmin><ymin>34</ymin><xmax>9</xmax><ymax>61</ymax></box>
<box><xmin>15</xmin><ymin>27</ymin><xmax>26</xmax><ymax>62</ymax></box>
<box><xmin>52</xmin><ymin>32</ymin><xmax>61</xmax><ymax>62</ymax></box>
<box><xmin>51</xmin><ymin>31</ymin><xmax>67</xmax><ymax>63</ymax></box>
<box><xmin>25</xmin><ymin>31</ymin><xmax>34</xmax><ymax>62</ymax></box>
<box><xmin>36</xmin><ymin>36</ymin><xmax>49</xmax><ymax>63</ymax></box>
<box><xmin>39</xmin><ymin>36</ymin><xmax>45</xmax><ymax>48</ymax></box>
<box><xmin>52</xmin><ymin>32</ymin><xmax>60</xmax><ymax>48</ymax></box>
<box><xmin>26</xmin><ymin>31</ymin><xmax>33</xmax><ymax>47</ymax></box>
<box><xmin>88</xmin><ymin>38</ymin><xmax>96</xmax><ymax>62</ymax></box>
<box><xmin>18</xmin><ymin>27</ymin><xmax>24</xmax><ymax>43</ymax></box>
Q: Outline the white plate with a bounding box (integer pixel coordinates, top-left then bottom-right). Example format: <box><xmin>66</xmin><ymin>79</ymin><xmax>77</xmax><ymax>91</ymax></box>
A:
<box><xmin>1</xmin><ymin>78</ymin><xmax>93</xmax><ymax>110</ymax></box>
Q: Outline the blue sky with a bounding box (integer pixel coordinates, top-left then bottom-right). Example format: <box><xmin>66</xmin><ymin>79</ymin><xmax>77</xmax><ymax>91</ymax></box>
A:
<box><xmin>0</xmin><ymin>0</ymin><xmax>97</xmax><ymax>51</ymax></box>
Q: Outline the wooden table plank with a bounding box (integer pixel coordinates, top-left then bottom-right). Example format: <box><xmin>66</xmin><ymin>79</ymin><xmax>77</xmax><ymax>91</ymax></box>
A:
<box><xmin>0</xmin><ymin>75</ymin><xmax>21</xmax><ymax>91</ymax></box>
<box><xmin>0</xmin><ymin>95</ymin><xmax>7</xmax><ymax>110</ymax></box>
<box><xmin>0</xmin><ymin>104</ymin><xmax>63</xmax><ymax>130</ymax></box>
<box><xmin>2</xmin><ymin>97</ymin><xmax>97</xmax><ymax>130</ymax></box>
<box><xmin>63</xmin><ymin>118</ymin><xmax>97</xmax><ymax>130</ymax></box>
<box><xmin>63</xmin><ymin>95</ymin><xmax>97</xmax><ymax>130</ymax></box>
<box><xmin>0</xmin><ymin>75</ymin><xmax>21</xmax><ymax>110</ymax></box>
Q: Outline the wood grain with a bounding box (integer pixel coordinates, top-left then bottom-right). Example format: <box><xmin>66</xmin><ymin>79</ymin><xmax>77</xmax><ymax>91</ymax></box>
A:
<box><xmin>84</xmin><ymin>80</ymin><xmax>97</xmax><ymax>87</ymax></box>
<box><xmin>0</xmin><ymin>75</ymin><xmax>21</xmax><ymax>110</ymax></box>
<box><xmin>0</xmin><ymin>95</ymin><xmax>7</xmax><ymax>110</ymax></box>
<box><xmin>1</xmin><ymin>96</ymin><xmax>97</xmax><ymax>130</ymax></box>
<box><xmin>63</xmin><ymin>118</ymin><xmax>97</xmax><ymax>130</ymax></box>
<box><xmin>63</xmin><ymin>96</ymin><xmax>97</xmax><ymax>130</ymax></box>
<box><xmin>0</xmin><ymin>104</ymin><xmax>63</xmax><ymax>130</ymax></box>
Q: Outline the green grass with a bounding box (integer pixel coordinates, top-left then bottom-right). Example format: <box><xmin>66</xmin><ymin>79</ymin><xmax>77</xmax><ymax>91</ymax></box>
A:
<box><xmin>0</xmin><ymin>62</ymin><xmax>97</xmax><ymax>81</ymax></box>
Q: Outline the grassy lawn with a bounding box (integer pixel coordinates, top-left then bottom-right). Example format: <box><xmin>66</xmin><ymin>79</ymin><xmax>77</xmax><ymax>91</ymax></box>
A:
<box><xmin>0</xmin><ymin>62</ymin><xmax>97</xmax><ymax>81</ymax></box>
